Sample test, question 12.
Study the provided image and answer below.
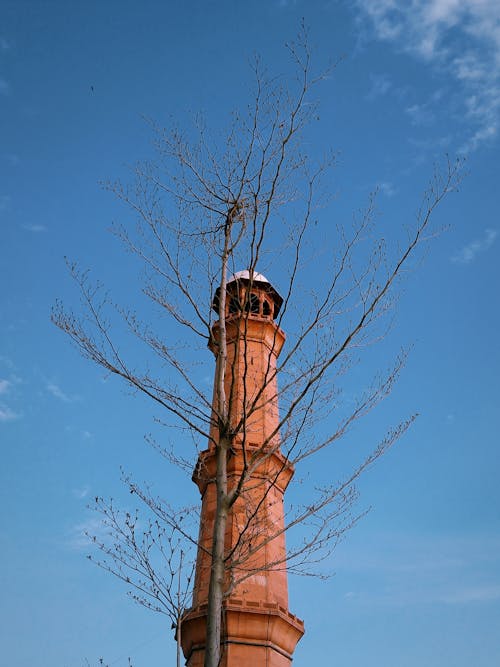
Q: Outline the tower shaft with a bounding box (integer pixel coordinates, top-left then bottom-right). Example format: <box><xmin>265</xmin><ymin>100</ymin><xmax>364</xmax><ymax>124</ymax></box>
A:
<box><xmin>182</xmin><ymin>273</ymin><xmax>303</xmax><ymax>666</ymax></box>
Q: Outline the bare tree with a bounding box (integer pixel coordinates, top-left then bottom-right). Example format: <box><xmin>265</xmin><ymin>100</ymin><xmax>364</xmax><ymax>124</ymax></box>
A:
<box><xmin>53</xmin><ymin>26</ymin><xmax>462</xmax><ymax>667</ymax></box>
<box><xmin>88</xmin><ymin>497</ymin><xmax>196</xmax><ymax>667</ymax></box>
<box><xmin>83</xmin><ymin>658</ymin><xmax>133</xmax><ymax>667</ymax></box>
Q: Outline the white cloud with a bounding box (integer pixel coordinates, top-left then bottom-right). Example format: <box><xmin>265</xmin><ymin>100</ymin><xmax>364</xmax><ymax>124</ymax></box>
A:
<box><xmin>72</xmin><ymin>485</ymin><xmax>90</xmax><ymax>500</ymax></box>
<box><xmin>0</xmin><ymin>378</ymin><xmax>21</xmax><ymax>421</ymax></box>
<box><xmin>68</xmin><ymin>516</ymin><xmax>106</xmax><ymax>551</ymax></box>
<box><xmin>366</xmin><ymin>72</ymin><xmax>393</xmax><ymax>99</ymax></box>
<box><xmin>0</xmin><ymin>356</ymin><xmax>15</xmax><ymax>370</ymax></box>
<box><xmin>378</xmin><ymin>181</ymin><xmax>396</xmax><ymax>197</ymax></box>
<box><xmin>453</xmin><ymin>52</ymin><xmax>488</xmax><ymax>81</ymax></box>
<box><xmin>0</xmin><ymin>403</ymin><xmax>19</xmax><ymax>422</ymax></box>
<box><xmin>406</xmin><ymin>102</ymin><xmax>435</xmax><ymax>126</ymax></box>
<box><xmin>452</xmin><ymin>228</ymin><xmax>498</xmax><ymax>263</ymax></box>
<box><xmin>357</xmin><ymin>0</ymin><xmax>500</xmax><ymax>151</ymax></box>
<box><xmin>404</xmin><ymin>88</ymin><xmax>445</xmax><ymax>127</ymax></box>
<box><xmin>46</xmin><ymin>381</ymin><xmax>78</xmax><ymax>403</ymax></box>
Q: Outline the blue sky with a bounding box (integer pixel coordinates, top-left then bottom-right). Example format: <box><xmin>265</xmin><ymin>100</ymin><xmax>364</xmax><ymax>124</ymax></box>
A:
<box><xmin>1</xmin><ymin>1</ymin><xmax>499</xmax><ymax>665</ymax></box>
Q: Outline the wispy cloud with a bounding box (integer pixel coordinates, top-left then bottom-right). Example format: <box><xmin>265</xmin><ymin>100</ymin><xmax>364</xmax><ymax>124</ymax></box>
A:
<box><xmin>68</xmin><ymin>517</ymin><xmax>106</xmax><ymax>551</ymax></box>
<box><xmin>72</xmin><ymin>485</ymin><xmax>90</xmax><ymax>500</ymax></box>
<box><xmin>366</xmin><ymin>72</ymin><xmax>392</xmax><ymax>100</ymax></box>
<box><xmin>23</xmin><ymin>224</ymin><xmax>47</xmax><ymax>233</ymax></box>
<box><xmin>0</xmin><ymin>194</ymin><xmax>10</xmax><ymax>211</ymax></box>
<box><xmin>336</xmin><ymin>531</ymin><xmax>500</xmax><ymax>607</ymax></box>
<box><xmin>357</xmin><ymin>1</ymin><xmax>500</xmax><ymax>151</ymax></box>
<box><xmin>378</xmin><ymin>181</ymin><xmax>396</xmax><ymax>197</ymax></box>
<box><xmin>344</xmin><ymin>582</ymin><xmax>500</xmax><ymax>606</ymax></box>
<box><xmin>438</xmin><ymin>584</ymin><xmax>500</xmax><ymax>604</ymax></box>
<box><xmin>46</xmin><ymin>381</ymin><xmax>78</xmax><ymax>403</ymax></box>
<box><xmin>0</xmin><ymin>78</ymin><xmax>9</xmax><ymax>96</ymax></box>
<box><xmin>406</xmin><ymin>102</ymin><xmax>434</xmax><ymax>126</ymax></box>
<box><xmin>0</xmin><ymin>403</ymin><xmax>19</xmax><ymax>422</ymax></box>
<box><xmin>0</xmin><ymin>356</ymin><xmax>16</xmax><ymax>370</ymax></box>
<box><xmin>0</xmin><ymin>376</ymin><xmax>21</xmax><ymax>421</ymax></box>
<box><xmin>452</xmin><ymin>228</ymin><xmax>498</xmax><ymax>264</ymax></box>
<box><xmin>404</xmin><ymin>89</ymin><xmax>445</xmax><ymax>127</ymax></box>
<box><xmin>0</xmin><ymin>38</ymin><xmax>11</xmax><ymax>51</ymax></box>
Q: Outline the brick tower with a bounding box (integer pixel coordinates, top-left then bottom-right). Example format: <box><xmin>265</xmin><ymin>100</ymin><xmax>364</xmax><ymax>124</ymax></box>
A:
<box><xmin>181</xmin><ymin>270</ymin><xmax>304</xmax><ymax>666</ymax></box>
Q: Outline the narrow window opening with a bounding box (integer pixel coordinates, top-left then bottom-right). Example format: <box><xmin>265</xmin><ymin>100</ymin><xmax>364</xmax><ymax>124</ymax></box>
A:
<box><xmin>244</xmin><ymin>293</ymin><xmax>260</xmax><ymax>314</ymax></box>
<box><xmin>229</xmin><ymin>296</ymin><xmax>241</xmax><ymax>314</ymax></box>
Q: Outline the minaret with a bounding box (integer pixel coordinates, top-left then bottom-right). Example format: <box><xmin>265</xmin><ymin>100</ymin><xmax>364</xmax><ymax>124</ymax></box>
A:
<box><xmin>182</xmin><ymin>270</ymin><xmax>304</xmax><ymax>667</ymax></box>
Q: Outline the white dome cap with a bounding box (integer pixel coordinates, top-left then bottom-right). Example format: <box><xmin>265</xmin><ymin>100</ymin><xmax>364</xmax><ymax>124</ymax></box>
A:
<box><xmin>228</xmin><ymin>269</ymin><xmax>269</xmax><ymax>284</ymax></box>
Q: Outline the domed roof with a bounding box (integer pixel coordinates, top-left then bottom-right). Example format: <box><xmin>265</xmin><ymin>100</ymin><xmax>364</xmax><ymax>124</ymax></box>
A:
<box><xmin>212</xmin><ymin>269</ymin><xmax>283</xmax><ymax>316</ymax></box>
<box><xmin>228</xmin><ymin>269</ymin><xmax>269</xmax><ymax>284</ymax></box>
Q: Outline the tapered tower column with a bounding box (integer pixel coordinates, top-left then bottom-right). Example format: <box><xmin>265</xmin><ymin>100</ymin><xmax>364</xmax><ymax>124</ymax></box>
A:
<box><xmin>182</xmin><ymin>270</ymin><xmax>304</xmax><ymax>667</ymax></box>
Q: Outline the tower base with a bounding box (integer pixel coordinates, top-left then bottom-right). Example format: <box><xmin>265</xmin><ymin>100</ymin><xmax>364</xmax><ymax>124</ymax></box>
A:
<box><xmin>182</xmin><ymin>598</ymin><xmax>304</xmax><ymax>667</ymax></box>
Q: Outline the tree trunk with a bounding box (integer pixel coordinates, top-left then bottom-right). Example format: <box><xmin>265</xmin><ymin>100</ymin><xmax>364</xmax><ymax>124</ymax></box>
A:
<box><xmin>177</xmin><ymin>617</ymin><xmax>181</xmax><ymax>667</ymax></box>
<box><xmin>204</xmin><ymin>439</ymin><xmax>229</xmax><ymax>667</ymax></box>
<box><xmin>203</xmin><ymin>217</ymin><xmax>231</xmax><ymax>667</ymax></box>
